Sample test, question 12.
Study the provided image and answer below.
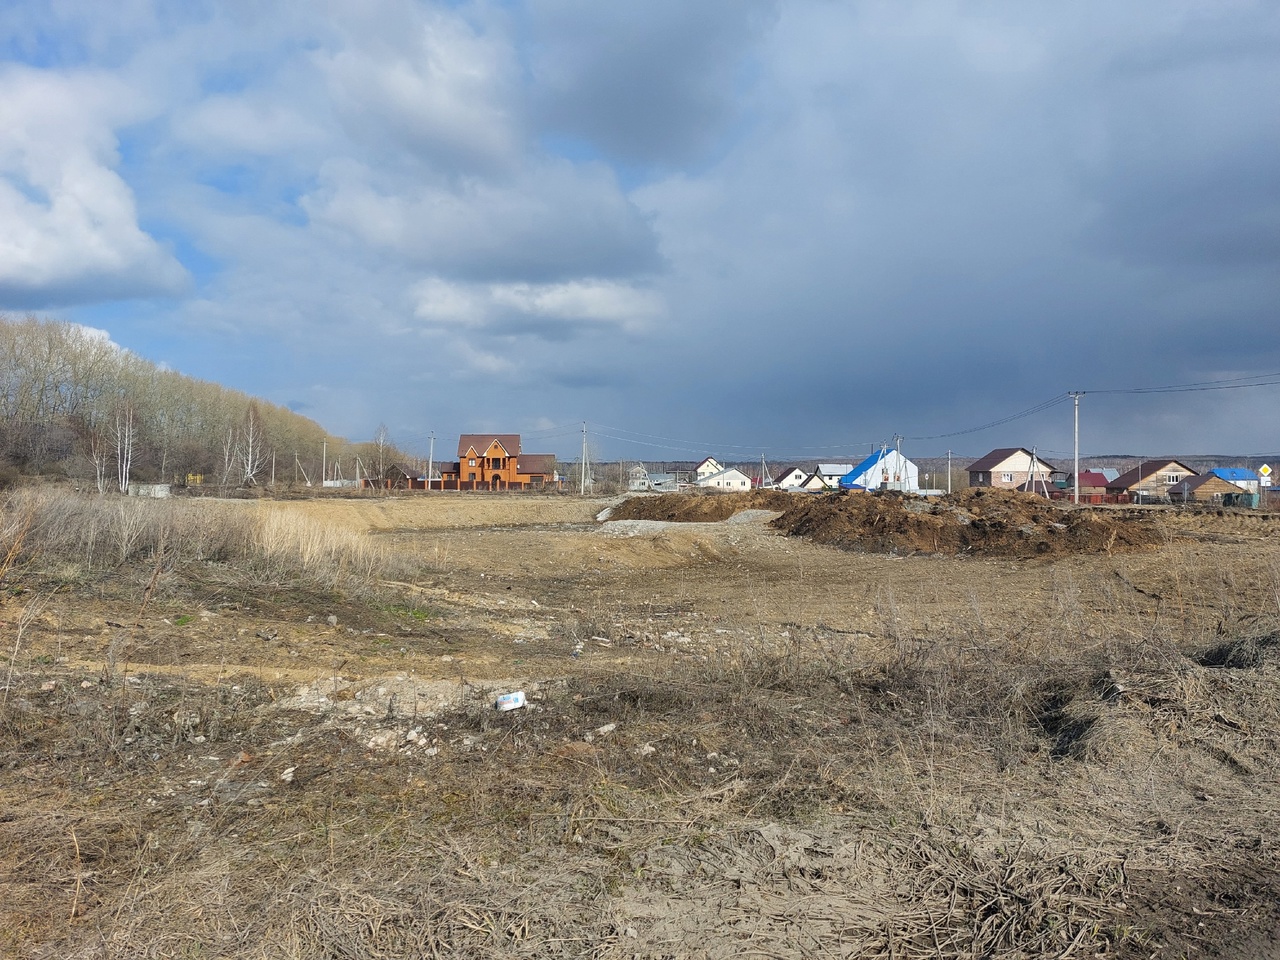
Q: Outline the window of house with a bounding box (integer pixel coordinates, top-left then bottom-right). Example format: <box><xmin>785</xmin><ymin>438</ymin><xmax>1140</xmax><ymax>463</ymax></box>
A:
<box><xmin>1165</xmin><ymin>474</ymin><xmax>1180</xmax><ymax>484</ymax></box>
<box><xmin>468</xmin><ymin>458</ymin><xmax>476</xmax><ymax>467</ymax></box>
<box><xmin>467</xmin><ymin>472</ymin><xmax>476</xmax><ymax>481</ymax></box>
<box><xmin>1001</xmin><ymin>472</ymin><xmax>1014</xmax><ymax>483</ymax></box>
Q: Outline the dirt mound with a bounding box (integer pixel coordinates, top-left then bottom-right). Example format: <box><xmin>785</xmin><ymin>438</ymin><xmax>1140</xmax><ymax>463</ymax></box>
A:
<box><xmin>608</xmin><ymin>489</ymin><xmax>797</xmax><ymax>523</ymax></box>
<box><xmin>770</xmin><ymin>487</ymin><xmax>1163</xmax><ymax>558</ymax></box>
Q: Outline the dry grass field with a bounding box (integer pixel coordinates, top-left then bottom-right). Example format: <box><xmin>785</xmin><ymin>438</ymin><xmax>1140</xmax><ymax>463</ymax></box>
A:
<box><xmin>2</xmin><ymin>487</ymin><xmax>1279</xmax><ymax>958</ymax></box>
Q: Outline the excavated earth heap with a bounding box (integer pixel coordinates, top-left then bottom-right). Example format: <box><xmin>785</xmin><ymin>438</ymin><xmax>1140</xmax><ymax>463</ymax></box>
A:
<box><xmin>612</xmin><ymin>488</ymin><xmax>1164</xmax><ymax>558</ymax></box>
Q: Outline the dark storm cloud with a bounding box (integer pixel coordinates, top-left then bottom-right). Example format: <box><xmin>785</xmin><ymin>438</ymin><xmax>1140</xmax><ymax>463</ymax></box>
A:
<box><xmin>528</xmin><ymin>0</ymin><xmax>776</xmax><ymax>166</ymax></box>
<box><xmin>5</xmin><ymin>1</ymin><xmax>1279</xmax><ymax>458</ymax></box>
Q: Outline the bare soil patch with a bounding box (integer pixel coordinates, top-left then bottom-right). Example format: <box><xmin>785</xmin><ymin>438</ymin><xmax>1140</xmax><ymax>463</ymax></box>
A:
<box><xmin>3</xmin><ymin>490</ymin><xmax>1280</xmax><ymax>958</ymax></box>
<box><xmin>606</xmin><ymin>489</ymin><xmax>796</xmax><ymax>523</ymax></box>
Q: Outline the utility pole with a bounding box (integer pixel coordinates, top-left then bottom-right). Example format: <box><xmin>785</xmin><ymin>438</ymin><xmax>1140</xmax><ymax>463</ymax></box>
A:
<box><xmin>1069</xmin><ymin>392</ymin><xmax>1084</xmax><ymax>505</ymax></box>
<box><xmin>427</xmin><ymin>432</ymin><xmax>435</xmax><ymax>492</ymax></box>
<box><xmin>580</xmin><ymin>421</ymin><xmax>588</xmax><ymax>496</ymax></box>
<box><xmin>271</xmin><ymin>450</ymin><xmax>275</xmax><ymax>486</ymax></box>
<box><xmin>322</xmin><ymin>440</ymin><xmax>327</xmax><ymax>485</ymax></box>
<box><xmin>947</xmin><ymin>449</ymin><xmax>952</xmax><ymax>494</ymax></box>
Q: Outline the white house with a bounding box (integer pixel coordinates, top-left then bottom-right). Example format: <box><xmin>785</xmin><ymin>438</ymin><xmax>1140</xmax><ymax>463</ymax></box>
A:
<box><xmin>841</xmin><ymin>449</ymin><xmax>920</xmax><ymax>492</ymax></box>
<box><xmin>774</xmin><ymin>467</ymin><xmax>808</xmax><ymax>490</ymax></box>
<box><xmin>694</xmin><ymin>457</ymin><xmax>724</xmax><ymax>481</ymax></box>
<box><xmin>804</xmin><ymin>463</ymin><xmax>854</xmax><ymax>491</ymax></box>
<box><xmin>628</xmin><ymin>464</ymin><xmax>652</xmax><ymax>492</ymax></box>
<box><xmin>695</xmin><ymin>467</ymin><xmax>752</xmax><ymax>491</ymax></box>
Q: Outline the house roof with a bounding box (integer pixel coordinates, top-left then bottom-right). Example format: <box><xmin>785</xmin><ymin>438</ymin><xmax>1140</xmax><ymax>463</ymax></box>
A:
<box><xmin>1075</xmin><ymin>471</ymin><xmax>1111</xmax><ymax>488</ymax></box>
<box><xmin>458</xmin><ymin>434</ymin><xmax>520</xmax><ymax>458</ymax></box>
<box><xmin>965</xmin><ymin>447</ymin><xmax>1058</xmax><ymax>473</ymax></box>
<box><xmin>1210</xmin><ymin>467</ymin><xmax>1258</xmax><ymax>482</ymax></box>
<box><xmin>517</xmin><ymin>453</ymin><xmax>556</xmax><ymax>476</ymax></box>
<box><xmin>699</xmin><ymin>467</ymin><xmax>750</xmax><ymax>484</ymax></box>
<box><xmin>816</xmin><ymin>463</ymin><xmax>854</xmax><ymax>475</ymax></box>
<box><xmin>695</xmin><ymin>457</ymin><xmax>721</xmax><ymax>469</ymax></box>
<box><xmin>848</xmin><ymin>450</ymin><xmax>885</xmax><ymax>480</ymax></box>
<box><xmin>1108</xmin><ymin>460</ymin><xmax>1198</xmax><ymax>490</ymax></box>
<box><xmin>1173</xmin><ymin>474</ymin><xmax>1242</xmax><ymax>495</ymax></box>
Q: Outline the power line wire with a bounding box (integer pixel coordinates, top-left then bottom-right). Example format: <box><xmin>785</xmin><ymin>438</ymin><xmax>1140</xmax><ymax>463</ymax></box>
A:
<box><xmin>905</xmin><ymin>394</ymin><xmax>1071</xmax><ymax>441</ymax></box>
<box><xmin>1088</xmin><ymin>372</ymin><xmax>1280</xmax><ymax>395</ymax></box>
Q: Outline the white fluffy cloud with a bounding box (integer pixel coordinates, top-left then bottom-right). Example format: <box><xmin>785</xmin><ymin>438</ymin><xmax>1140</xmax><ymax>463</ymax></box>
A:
<box><xmin>413</xmin><ymin>277</ymin><xmax>665</xmax><ymax>334</ymax></box>
<box><xmin>0</xmin><ymin>65</ymin><xmax>187</xmax><ymax>306</ymax></box>
<box><xmin>317</xmin><ymin>5</ymin><xmax>521</xmax><ymax>173</ymax></box>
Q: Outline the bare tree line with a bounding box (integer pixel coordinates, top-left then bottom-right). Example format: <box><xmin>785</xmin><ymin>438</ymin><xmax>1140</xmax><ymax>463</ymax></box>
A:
<box><xmin>0</xmin><ymin>315</ymin><xmax>389</xmax><ymax>491</ymax></box>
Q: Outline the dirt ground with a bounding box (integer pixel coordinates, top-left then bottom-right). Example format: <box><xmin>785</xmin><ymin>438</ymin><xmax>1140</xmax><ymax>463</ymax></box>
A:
<box><xmin>3</xmin><ymin>489</ymin><xmax>1280</xmax><ymax>958</ymax></box>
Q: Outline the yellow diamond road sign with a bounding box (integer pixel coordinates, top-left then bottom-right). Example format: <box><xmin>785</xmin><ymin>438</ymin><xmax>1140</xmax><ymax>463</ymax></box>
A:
<box><xmin>1261</xmin><ymin>464</ymin><xmax>1272</xmax><ymax>477</ymax></box>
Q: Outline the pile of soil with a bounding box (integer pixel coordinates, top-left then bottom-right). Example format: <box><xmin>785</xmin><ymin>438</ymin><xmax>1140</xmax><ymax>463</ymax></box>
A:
<box><xmin>610</xmin><ymin>488</ymin><xmax>1164</xmax><ymax>558</ymax></box>
<box><xmin>772</xmin><ymin>488</ymin><xmax>1163</xmax><ymax>558</ymax></box>
<box><xmin>607</xmin><ymin>489</ymin><xmax>797</xmax><ymax>523</ymax></box>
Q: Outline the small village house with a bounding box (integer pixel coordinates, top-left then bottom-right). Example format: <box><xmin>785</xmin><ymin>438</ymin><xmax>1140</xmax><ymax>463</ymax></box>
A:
<box><xmin>803</xmin><ymin>463</ymin><xmax>855</xmax><ymax>491</ymax></box>
<box><xmin>1106</xmin><ymin>460</ymin><xmax>1197</xmax><ymax>502</ymax></box>
<box><xmin>1169</xmin><ymin>473</ymin><xmax>1245</xmax><ymax>503</ymax></box>
<box><xmin>628</xmin><ymin>464</ymin><xmax>652</xmax><ymax>492</ymax></box>
<box><xmin>966</xmin><ymin>448</ymin><xmax>1056</xmax><ymax>492</ymax></box>
<box><xmin>773</xmin><ymin>467</ymin><xmax>808</xmax><ymax>490</ymax></box>
<box><xmin>1069</xmin><ymin>470</ymin><xmax>1112</xmax><ymax>503</ymax></box>
<box><xmin>628</xmin><ymin>463</ymin><xmax>678</xmax><ymax>492</ymax></box>
<box><xmin>694</xmin><ymin>457</ymin><xmax>724</xmax><ymax>481</ymax></box>
<box><xmin>695</xmin><ymin>466</ymin><xmax>752</xmax><ymax>491</ymax></box>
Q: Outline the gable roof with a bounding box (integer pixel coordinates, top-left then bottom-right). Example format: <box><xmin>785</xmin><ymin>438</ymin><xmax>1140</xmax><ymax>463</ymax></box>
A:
<box><xmin>699</xmin><ymin>467</ymin><xmax>750</xmax><ymax>483</ymax></box>
<box><xmin>1074</xmin><ymin>471</ymin><xmax>1111</xmax><ymax>488</ymax></box>
<box><xmin>1210</xmin><ymin>467</ymin><xmax>1257</xmax><ymax>482</ymax></box>
<box><xmin>1108</xmin><ymin>460</ymin><xmax>1197</xmax><ymax>490</ymax></box>
<box><xmin>816</xmin><ymin>463</ymin><xmax>854</xmax><ymax>475</ymax></box>
<box><xmin>848</xmin><ymin>450</ymin><xmax>885</xmax><ymax>480</ymax></box>
<box><xmin>965</xmin><ymin>448</ymin><xmax>1057</xmax><ymax>473</ymax></box>
<box><xmin>458</xmin><ymin>434</ymin><xmax>520</xmax><ymax>458</ymax></box>
<box><xmin>1174</xmin><ymin>473</ymin><xmax>1240</xmax><ymax>494</ymax></box>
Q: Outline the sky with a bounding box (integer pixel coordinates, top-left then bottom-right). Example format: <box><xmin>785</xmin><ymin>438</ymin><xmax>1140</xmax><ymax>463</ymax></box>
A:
<box><xmin>2</xmin><ymin>0</ymin><xmax>1278</xmax><ymax>464</ymax></box>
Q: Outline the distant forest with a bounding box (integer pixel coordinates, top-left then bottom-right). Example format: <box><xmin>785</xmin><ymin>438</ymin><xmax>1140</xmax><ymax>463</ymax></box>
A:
<box><xmin>0</xmin><ymin>315</ymin><xmax>405</xmax><ymax>490</ymax></box>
